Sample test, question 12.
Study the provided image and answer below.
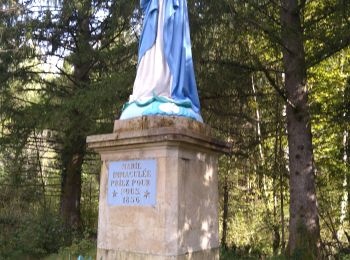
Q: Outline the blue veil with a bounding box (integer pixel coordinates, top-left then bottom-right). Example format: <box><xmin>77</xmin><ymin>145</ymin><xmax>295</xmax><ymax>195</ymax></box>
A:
<box><xmin>121</xmin><ymin>0</ymin><xmax>202</xmax><ymax>122</ymax></box>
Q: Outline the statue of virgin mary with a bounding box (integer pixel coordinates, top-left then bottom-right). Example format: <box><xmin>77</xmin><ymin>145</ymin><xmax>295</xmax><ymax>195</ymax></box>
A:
<box><xmin>120</xmin><ymin>0</ymin><xmax>203</xmax><ymax>122</ymax></box>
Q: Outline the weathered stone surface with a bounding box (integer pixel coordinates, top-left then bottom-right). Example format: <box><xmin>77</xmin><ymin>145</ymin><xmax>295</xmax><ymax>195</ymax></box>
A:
<box><xmin>87</xmin><ymin>116</ymin><xmax>229</xmax><ymax>260</ymax></box>
<box><xmin>113</xmin><ymin>116</ymin><xmax>212</xmax><ymax>136</ymax></box>
<box><xmin>87</xmin><ymin>116</ymin><xmax>231</xmax><ymax>154</ymax></box>
<box><xmin>97</xmin><ymin>248</ymin><xmax>219</xmax><ymax>260</ymax></box>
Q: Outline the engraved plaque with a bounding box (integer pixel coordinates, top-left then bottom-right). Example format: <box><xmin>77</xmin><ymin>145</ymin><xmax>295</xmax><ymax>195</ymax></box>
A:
<box><xmin>107</xmin><ymin>159</ymin><xmax>157</xmax><ymax>206</ymax></box>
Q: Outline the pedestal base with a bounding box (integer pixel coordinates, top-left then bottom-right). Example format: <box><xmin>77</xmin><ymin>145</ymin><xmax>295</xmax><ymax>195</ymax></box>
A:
<box><xmin>97</xmin><ymin>248</ymin><xmax>219</xmax><ymax>260</ymax></box>
<box><xmin>87</xmin><ymin>116</ymin><xmax>229</xmax><ymax>260</ymax></box>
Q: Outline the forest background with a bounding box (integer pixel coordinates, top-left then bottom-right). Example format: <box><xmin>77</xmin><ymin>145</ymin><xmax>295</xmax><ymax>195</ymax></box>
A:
<box><xmin>0</xmin><ymin>0</ymin><xmax>350</xmax><ymax>259</ymax></box>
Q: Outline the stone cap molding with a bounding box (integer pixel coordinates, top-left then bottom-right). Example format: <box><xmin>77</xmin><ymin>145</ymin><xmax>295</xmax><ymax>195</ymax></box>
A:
<box><xmin>87</xmin><ymin>116</ymin><xmax>231</xmax><ymax>154</ymax></box>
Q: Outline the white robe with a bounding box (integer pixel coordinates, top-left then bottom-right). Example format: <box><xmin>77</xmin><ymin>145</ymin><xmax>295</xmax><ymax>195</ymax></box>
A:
<box><xmin>130</xmin><ymin>0</ymin><xmax>172</xmax><ymax>102</ymax></box>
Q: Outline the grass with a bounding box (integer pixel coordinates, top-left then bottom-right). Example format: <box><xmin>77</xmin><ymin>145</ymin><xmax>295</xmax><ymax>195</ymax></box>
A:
<box><xmin>43</xmin><ymin>239</ymin><xmax>96</xmax><ymax>260</ymax></box>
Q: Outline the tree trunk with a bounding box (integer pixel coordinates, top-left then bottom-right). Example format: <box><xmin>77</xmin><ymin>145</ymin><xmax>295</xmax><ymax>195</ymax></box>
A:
<box><xmin>343</xmin><ymin>83</ymin><xmax>350</xmax><ymax>243</ymax></box>
<box><xmin>273</xmin><ymin>94</ymin><xmax>281</xmax><ymax>256</ymax></box>
<box><xmin>344</xmin><ymin>82</ymin><xmax>350</xmax><ymax>237</ymax></box>
<box><xmin>60</xmin><ymin>0</ymin><xmax>92</xmax><ymax>228</ymax></box>
<box><xmin>339</xmin><ymin>128</ymin><xmax>348</xmax><ymax>238</ymax></box>
<box><xmin>60</xmin><ymin>136</ymin><xmax>86</xmax><ymax>228</ymax></box>
<box><xmin>221</xmin><ymin>170</ymin><xmax>229</xmax><ymax>249</ymax></box>
<box><xmin>280</xmin><ymin>125</ymin><xmax>286</xmax><ymax>254</ymax></box>
<box><xmin>280</xmin><ymin>0</ymin><xmax>321</xmax><ymax>258</ymax></box>
<box><xmin>252</xmin><ymin>75</ymin><xmax>264</xmax><ymax>161</ymax></box>
<box><xmin>280</xmin><ymin>162</ymin><xmax>286</xmax><ymax>254</ymax></box>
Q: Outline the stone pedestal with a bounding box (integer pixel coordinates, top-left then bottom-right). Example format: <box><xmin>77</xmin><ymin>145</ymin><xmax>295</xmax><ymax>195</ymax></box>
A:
<box><xmin>87</xmin><ymin>116</ymin><xmax>230</xmax><ymax>260</ymax></box>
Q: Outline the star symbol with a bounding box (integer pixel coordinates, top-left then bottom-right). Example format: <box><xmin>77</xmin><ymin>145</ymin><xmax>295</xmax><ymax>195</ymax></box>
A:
<box><xmin>144</xmin><ymin>190</ymin><xmax>150</xmax><ymax>199</ymax></box>
<box><xmin>113</xmin><ymin>190</ymin><xmax>118</xmax><ymax>198</ymax></box>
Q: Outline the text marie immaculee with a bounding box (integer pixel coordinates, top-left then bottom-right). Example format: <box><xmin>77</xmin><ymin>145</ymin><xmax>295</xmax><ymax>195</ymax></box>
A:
<box><xmin>107</xmin><ymin>160</ymin><xmax>157</xmax><ymax>206</ymax></box>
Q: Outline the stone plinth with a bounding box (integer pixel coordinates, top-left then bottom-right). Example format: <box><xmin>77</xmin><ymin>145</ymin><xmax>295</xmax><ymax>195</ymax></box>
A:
<box><xmin>86</xmin><ymin>116</ymin><xmax>230</xmax><ymax>260</ymax></box>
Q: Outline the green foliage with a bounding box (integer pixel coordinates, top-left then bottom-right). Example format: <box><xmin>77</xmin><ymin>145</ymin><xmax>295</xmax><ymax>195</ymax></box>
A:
<box><xmin>1</xmin><ymin>0</ymin><xmax>350</xmax><ymax>259</ymax></box>
<box><xmin>0</xmin><ymin>207</ymin><xmax>70</xmax><ymax>259</ymax></box>
<box><xmin>220</xmin><ymin>247</ymin><xmax>262</xmax><ymax>260</ymax></box>
<box><xmin>220</xmin><ymin>247</ymin><xmax>287</xmax><ymax>260</ymax></box>
<box><xmin>47</xmin><ymin>237</ymin><xmax>96</xmax><ymax>260</ymax></box>
<box><xmin>339</xmin><ymin>253</ymin><xmax>350</xmax><ymax>260</ymax></box>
